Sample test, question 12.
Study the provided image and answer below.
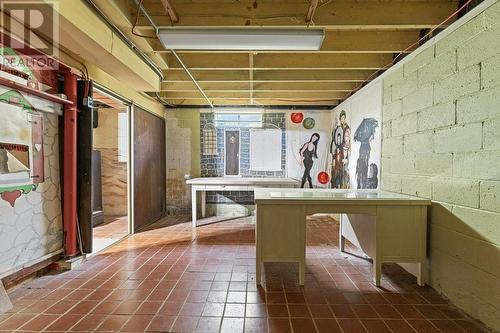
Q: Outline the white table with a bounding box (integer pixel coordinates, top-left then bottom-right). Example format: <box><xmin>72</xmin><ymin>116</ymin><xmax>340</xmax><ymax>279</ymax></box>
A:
<box><xmin>186</xmin><ymin>177</ymin><xmax>299</xmax><ymax>227</ymax></box>
<box><xmin>255</xmin><ymin>188</ymin><xmax>431</xmax><ymax>287</ymax></box>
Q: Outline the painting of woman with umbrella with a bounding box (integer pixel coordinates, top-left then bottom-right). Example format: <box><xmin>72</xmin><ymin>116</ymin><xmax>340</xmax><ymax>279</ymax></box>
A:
<box><xmin>354</xmin><ymin>117</ymin><xmax>379</xmax><ymax>189</ymax></box>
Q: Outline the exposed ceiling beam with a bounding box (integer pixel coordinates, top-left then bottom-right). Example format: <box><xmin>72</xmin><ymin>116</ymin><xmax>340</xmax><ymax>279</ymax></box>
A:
<box><xmin>305</xmin><ymin>0</ymin><xmax>319</xmax><ymax>24</ymax></box>
<box><xmin>135</xmin><ymin>0</ymin><xmax>457</xmax><ymax>29</ymax></box>
<box><xmin>160</xmin><ymin>81</ymin><xmax>360</xmax><ymax>90</ymax></box>
<box><xmin>151</xmin><ymin>97</ymin><xmax>340</xmax><ymax>106</ymax></box>
<box><xmin>160</xmin><ymin>0</ymin><xmax>179</xmax><ymax>23</ymax></box>
<box><xmin>162</xmin><ymin>69</ymin><xmax>377</xmax><ymax>81</ymax></box>
<box><xmin>166</xmin><ymin>53</ymin><xmax>392</xmax><ymax>70</ymax></box>
<box><xmin>155</xmin><ymin>91</ymin><xmax>347</xmax><ymax>99</ymax></box>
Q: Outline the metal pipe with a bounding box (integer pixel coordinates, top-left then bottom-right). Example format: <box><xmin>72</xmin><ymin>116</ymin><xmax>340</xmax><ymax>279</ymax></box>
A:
<box><xmin>63</xmin><ymin>72</ymin><xmax>78</xmax><ymax>257</ymax></box>
<box><xmin>84</xmin><ymin>0</ymin><xmax>164</xmax><ymax>80</ymax></box>
<box><xmin>171</xmin><ymin>49</ymin><xmax>214</xmax><ymax>108</ymax></box>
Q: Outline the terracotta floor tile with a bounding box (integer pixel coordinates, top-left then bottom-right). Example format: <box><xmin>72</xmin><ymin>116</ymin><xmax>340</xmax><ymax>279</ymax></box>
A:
<box><xmin>180</xmin><ymin>302</ymin><xmax>205</xmax><ymax>316</ymax></box>
<box><xmin>268</xmin><ymin>318</ymin><xmax>292</xmax><ymax>333</ymax></box>
<box><xmin>288</xmin><ymin>304</ymin><xmax>311</xmax><ymax>318</ymax></box>
<box><xmin>5</xmin><ymin>215</ymin><xmax>489</xmax><ymax>333</ymax></box>
<box><xmin>18</xmin><ymin>314</ymin><xmax>59</xmax><ymax>331</ymax></box>
<box><xmin>197</xmin><ymin>316</ymin><xmax>222</xmax><ymax>332</ymax></box>
<box><xmin>407</xmin><ymin>319</ymin><xmax>441</xmax><ymax>333</ymax></box>
<box><xmin>244</xmin><ymin>317</ymin><xmax>268</xmax><ymax>332</ymax></box>
<box><xmin>159</xmin><ymin>301</ymin><xmax>183</xmax><ymax>316</ymax></box>
<box><xmin>171</xmin><ymin>316</ymin><xmax>200</xmax><ymax>332</ymax></box>
<box><xmin>331</xmin><ymin>304</ymin><xmax>356</xmax><ymax>318</ymax></box>
<box><xmin>220</xmin><ymin>317</ymin><xmax>244</xmax><ymax>333</ymax></box>
<box><xmin>394</xmin><ymin>305</ymin><xmax>425</xmax><ymax>319</ymax></box>
<box><xmin>44</xmin><ymin>300</ymin><xmax>77</xmax><ymax>314</ymax></box>
<box><xmin>431</xmin><ymin>319</ymin><xmax>467</xmax><ymax>333</ymax></box>
<box><xmin>121</xmin><ymin>314</ymin><xmax>154</xmax><ymax>331</ymax></box>
<box><xmin>314</xmin><ymin>318</ymin><xmax>341</xmax><ymax>333</ymax></box>
<box><xmin>113</xmin><ymin>300</ymin><xmax>142</xmax><ymax>314</ymax></box>
<box><xmin>384</xmin><ymin>319</ymin><xmax>416</xmax><ymax>333</ymax></box>
<box><xmin>291</xmin><ymin>318</ymin><xmax>317</xmax><ymax>332</ymax></box>
<box><xmin>246</xmin><ymin>303</ymin><xmax>267</xmax><ymax>318</ymax></box>
<box><xmin>338</xmin><ymin>318</ymin><xmax>368</xmax><ymax>333</ymax></box>
<box><xmin>96</xmin><ymin>314</ymin><xmax>129</xmax><ymax>331</ymax></box>
<box><xmin>69</xmin><ymin>314</ymin><xmax>106</xmax><ymax>331</ymax></box>
<box><xmin>267</xmin><ymin>292</ymin><xmax>286</xmax><ymax>304</ymax></box>
<box><xmin>246</xmin><ymin>291</ymin><xmax>266</xmax><ymax>304</ymax></box>
<box><xmin>202</xmin><ymin>303</ymin><xmax>225</xmax><ymax>317</ymax></box>
<box><xmin>361</xmin><ymin>319</ymin><xmax>391</xmax><ymax>333</ymax></box>
<box><xmin>307</xmin><ymin>304</ymin><xmax>332</xmax><ymax>319</ymax></box>
<box><xmin>352</xmin><ymin>304</ymin><xmax>379</xmax><ymax>318</ymax></box>
<box><xmin>91</xmin><ymin>301</ymin><xmax>121</xmax><ymax>314</ymax></box>
<box><xmin>267</xmin><ymin>304</ymin><xmax>289</xmax><ymax>318</ymax></box>
<box><xmin>45</xmin><ymin>314</ymin><xmax>83</xmax><ymax>331</ymax></box>
<box><xmin>224</xmin><ymin>303</ymin><xmax>245</xmax><ymax>317</ymax></box>
<box><xmin>147</xmin><ymin>315</ymin><xmax>176</xmax><ymax>332</ymax></box>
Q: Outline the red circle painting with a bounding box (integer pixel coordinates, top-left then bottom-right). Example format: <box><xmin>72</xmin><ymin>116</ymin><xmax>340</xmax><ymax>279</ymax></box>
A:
<box><xmin>290</xmin><ymin>112</ymin><xmax>304</xmax><ymax>124</ymax></box>
<box><xmin>317</xmin><ymin>172</ymin><xmax>330</xmax><ymax>184</ymax></box>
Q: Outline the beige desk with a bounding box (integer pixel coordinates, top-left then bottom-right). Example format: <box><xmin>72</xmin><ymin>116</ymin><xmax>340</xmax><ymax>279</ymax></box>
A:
<box><xmin>255</xmin><ymin>188</ymin><xmax>431</xmax><ymax>287</ymax></box>
<box><xmin>186</xmin><ymin>177</ymin><xmax>299</xmax><ymax>227</ymax></box>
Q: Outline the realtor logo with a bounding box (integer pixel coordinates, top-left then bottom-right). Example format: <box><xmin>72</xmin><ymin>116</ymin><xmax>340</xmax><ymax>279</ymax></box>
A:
<box><xmin>1</xmin><ymin>1</ymin><xmax>59</xmax><ymax>70</ymax></box>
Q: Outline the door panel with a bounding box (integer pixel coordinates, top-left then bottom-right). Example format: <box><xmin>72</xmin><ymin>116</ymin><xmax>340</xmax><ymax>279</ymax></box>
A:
<box><xmin>133</xmin><ymin>106</ymin><xmax>166</xmax><ymax>231</ymax></box>
<box><xmin>76</xmin><ymin>80</ymin><xmax>93</xmax><ymax>253</ymax></box>
<box><xmin>225</xmin><ymin>130</ymin><xmax>239</xmax><ymax>176</ymax></box>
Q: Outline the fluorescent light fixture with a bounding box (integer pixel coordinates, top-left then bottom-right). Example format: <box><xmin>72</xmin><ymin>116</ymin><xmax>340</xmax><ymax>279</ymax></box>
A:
<box><xmin>157</xmin><ymin>28</ymin><xmax>325</xmax><ymax>51</ymax></box>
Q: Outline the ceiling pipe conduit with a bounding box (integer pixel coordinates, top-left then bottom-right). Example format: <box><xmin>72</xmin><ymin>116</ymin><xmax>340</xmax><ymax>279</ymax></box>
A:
<box><xmin>83</xmin><ymin>0</ymin><xmax>164</xmax><ymax>80</ymax></box>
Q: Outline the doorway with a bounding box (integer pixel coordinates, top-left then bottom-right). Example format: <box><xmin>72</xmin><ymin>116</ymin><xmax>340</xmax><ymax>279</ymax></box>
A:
<box><xmin>225</xmin><ymin>130</ymin><xmax>240</xmax><ymax>176</ymax></box>
<box><xmin>91</xmin><ymin>88</ymin><xmax>130</xmax><ymax>253</ymax></box>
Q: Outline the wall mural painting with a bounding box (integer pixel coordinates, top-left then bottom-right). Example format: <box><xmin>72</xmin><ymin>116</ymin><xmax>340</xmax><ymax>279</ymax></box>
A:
<box><xmin>330</xmin><ymin>110</ymin><xmax>351</xmax><ymax>189</ymax></box>
<box><xmin>354</xmin><ymin>118</ymin><xmax>379</xmax><ymax>189</ymax></box>
<box><xmin>0</xmin><ymin>90</ymin><xmax>44</xmax><ymax>206</ymax></box>
<box><xmin>299</xmin><ymin>133</ymin><xmax>320</xmax><ymax>188</ymax></box>
<box><xmin>287</xmin><ymin>112</ymin><xmax>332</xmax><ymax>189</ymax></box>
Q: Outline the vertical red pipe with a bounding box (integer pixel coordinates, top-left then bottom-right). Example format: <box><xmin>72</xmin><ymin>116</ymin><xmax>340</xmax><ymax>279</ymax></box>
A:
<box><xmin>63</xmin><ymin>72</ymin><xmax>78</xmax><ymax>257</ymax></box>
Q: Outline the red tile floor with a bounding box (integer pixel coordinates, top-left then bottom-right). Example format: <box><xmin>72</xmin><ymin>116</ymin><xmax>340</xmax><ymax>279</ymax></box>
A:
<box><xmin>92</xmin><ymin>216</ymin><xmax>129</xmax><ymax>254</ymax></box>
<box><xmin>1</xmin><ymin>215</ymin><xmax>489</xmax><ymax>332</ymax></box>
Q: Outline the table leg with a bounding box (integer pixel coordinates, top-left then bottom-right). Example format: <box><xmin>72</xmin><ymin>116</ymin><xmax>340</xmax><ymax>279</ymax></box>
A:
<box><xmin>256</xmin><ymin>258</ymin><xmax>262</xmax><ymax>285</ymax></box>
<box><xmin>417</xmin><ymin>262</ymin><xmax>426</xmax><ymax>286</ymax></box>
<box><xmin>201</xmin><ymin>191</ymin><xmax>206</xmax><ymax>218</ymax></box>
<box><xmin>339</xmin><ymin>215</ymin><xmax>346</xmax><ymax>253</ymax></box>
<box><xmin>191</xmin><ymin>188</ymin><xmax>197</xmax><ymax>227</ymax></box>
<box><xmin>299</xmin><ymin>260</ymin><xmax>305</xmax><ymax>286</ymax></box>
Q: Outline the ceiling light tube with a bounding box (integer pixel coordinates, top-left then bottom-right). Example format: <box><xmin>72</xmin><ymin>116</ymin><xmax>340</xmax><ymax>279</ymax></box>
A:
<box><xmin>157</xmin><ymin>28</ymin><xmax>325</xmax><ymax>51</ymax></box>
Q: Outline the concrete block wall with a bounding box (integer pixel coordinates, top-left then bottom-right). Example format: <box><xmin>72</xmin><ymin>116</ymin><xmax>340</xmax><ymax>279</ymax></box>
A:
<box><xmin>381</xmin><ymin>2</ymin><xmax>500</xmax><ymax>330</ymax></box>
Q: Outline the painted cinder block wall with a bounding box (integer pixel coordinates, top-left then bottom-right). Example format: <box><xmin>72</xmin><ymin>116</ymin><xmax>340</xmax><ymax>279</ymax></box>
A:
<box><xmin>381</xmin><ymin>2</ymin><xmax>500</xmax><ymax>330</ymax></box>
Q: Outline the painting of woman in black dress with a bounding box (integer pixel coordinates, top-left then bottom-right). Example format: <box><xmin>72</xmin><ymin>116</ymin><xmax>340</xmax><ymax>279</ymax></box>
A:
<box><xmin>300</xmin><ymin>133</ymin><xmax>320</xmax><ymax>188</ymax></box>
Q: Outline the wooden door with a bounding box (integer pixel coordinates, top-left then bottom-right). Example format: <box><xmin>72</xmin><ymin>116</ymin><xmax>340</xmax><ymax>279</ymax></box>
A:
<box><xmin>225</xmin><ymin>130</ymin><xmax>240</xmax><ymax>176</ymax></box>
<box><xmin>76</xmin><ymin>80</ymin><xmax>93</xmax><ymax>253</ymax></box>
<box><xmin>133</xmin><ymin>106</ymin><xmax>166</xmax><ymax>231</ymax></box>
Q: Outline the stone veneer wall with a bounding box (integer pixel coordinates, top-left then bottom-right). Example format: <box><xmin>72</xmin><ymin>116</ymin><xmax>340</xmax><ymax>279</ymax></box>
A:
<box><xmin>380</xmin><ymin>2</ymin><xmax>500</xmax><ymax>330</ymax></box>
<box><xmin>0</xmin><ymin>112</ymin><xmax>63</xmax><ymax>278</ymax></box>
<box><xmin>200</xmin><ymin>112</ymin><xmax>286</xmax><ymax>204</ymax></box>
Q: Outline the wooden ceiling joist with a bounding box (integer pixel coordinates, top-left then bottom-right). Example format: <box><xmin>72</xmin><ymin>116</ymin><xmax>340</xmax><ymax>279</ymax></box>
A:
<box><xmin>90</xmin><ymin>0</ymin><xmax>461</xmax><ymax>107</ymax></box>
<box><xmin>305</xmin><ymin>0</ymin><xmax>319</xmax><ymax>24</ymax></box>
<box><xmin>134</xmin><ymin>0</ymin><xmax>458</xmax><ymax>29</ymax></box>
<box><xmin>160</xmin><ymin>0</ymin><xmax>179</xmax><ymax>23</ymax></box>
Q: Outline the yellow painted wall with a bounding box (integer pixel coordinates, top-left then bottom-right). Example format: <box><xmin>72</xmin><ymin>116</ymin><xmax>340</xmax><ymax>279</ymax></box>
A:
<box><xmin>165</xmin><ymin>109</ymin><xmax>200</xmax><ymax>214</ymax></box>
